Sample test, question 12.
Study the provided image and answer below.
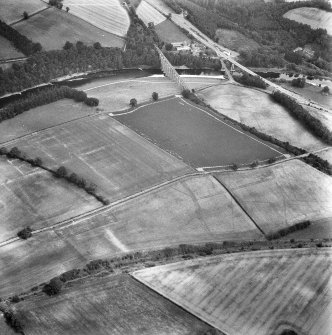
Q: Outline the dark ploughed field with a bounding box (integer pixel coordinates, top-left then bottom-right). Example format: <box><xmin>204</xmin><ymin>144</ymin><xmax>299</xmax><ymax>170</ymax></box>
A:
<box><xmin>114</xmin><ymin>97</ymin><xmax>285</xmax><ymax>168</ymax></box>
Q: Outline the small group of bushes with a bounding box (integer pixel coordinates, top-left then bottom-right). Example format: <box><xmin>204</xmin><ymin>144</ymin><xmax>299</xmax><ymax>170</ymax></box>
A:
<box><xmin>267</xmin><ymin>221</ymin><xmax>311</xmax><ymax>240</ymax></box>
<box><xmin>0</xmin><ymin>20</ymin><xmax>41</xmax><ymax>56</ymax></box>
<box><xmin>17</xmin><ymin>227</ymin><xmax>32</xmax><ymax>240</ymax></box>
<box><xmin>0</xmin><ymin>147</ymin><xmax>109</xmax><ymax>205</ymax></box>
<box><xmin>302</xmin><ymin>153</ymin><xmax>332</xmax><ymax>175</ymax></box>
<box><xmin>234</xmin><ymin>73</ymin><xmax>268</xmax><ymax>89</ymax></box>
<box><xmin>0</xmin><ymin>86</ymin><xmax>99</xmax><ymax>124</ymax></box>
<box><xmin>291</xmin><ymin>77</ymin><xmax>306</xmax><ymax>88</ymax></box>
<box><xmin>271</xmin><ymin>91</ymin><xmax>332</xmax><ymax>144</ymax></box>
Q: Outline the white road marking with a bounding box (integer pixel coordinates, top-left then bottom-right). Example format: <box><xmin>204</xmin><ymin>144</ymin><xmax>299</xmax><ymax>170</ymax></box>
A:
<box><xmin>105</xmin><ymin>229</ymin><xmax>128</xmax><ymax>252</ymax></box>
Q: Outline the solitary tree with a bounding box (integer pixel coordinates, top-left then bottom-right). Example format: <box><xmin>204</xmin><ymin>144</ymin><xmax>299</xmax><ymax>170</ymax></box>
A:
<box><xmin>152</xmin><ymin>92</ymin><xmax>159</xmax><ymax>101</ymax></box>
<box><xmin>63</xmin><ymin>41</ymin><xmax>74</xmax><ymax>50</ymax></box>
<box><xmin>17</xmin><ymin>226</ymin><xmax>32</xmax><ymax>240</ymax></box>
<box><xmin>66</xmin><ymin>6</ymin><xmax>70</xmax><ymax>12</ymax></box>
<box><xmin>322</xmin><ymin>86</ymin><xmax>330</xmax><ymax>94</ymax></box>
<box><xmin>55</xmin><ymin>166</ymin><xmax>68</xmax><ymax>178</ymax></box>
<box><xmin>23</xmin><ymin>11</ymin><xmax>29</xmax><ymax>20</ymax></box>
<box><xmin>130</xmin><ymin>98</ymin><xmax>137</xmax><ymax>107</ymax></box>
<box><xmin>43</xmin><ymin>278</ymin><xmax>63</xmax><ymax>296</ymax></box>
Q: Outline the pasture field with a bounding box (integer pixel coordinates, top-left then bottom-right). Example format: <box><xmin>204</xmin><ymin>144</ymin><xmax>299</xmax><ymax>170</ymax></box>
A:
<box><xmin>284</xmin><ymin>7</ymin><xmax>332</xmax><ymax>35</ymax></box>
<box><xmin>63</xmin><ymin>0</ymin><xmax>130</xmax><ymax>37</ymax></box>
<box><xmin>137</xmin><ymin>1</ymin><xmax>166</xmax><ymax>26</ymax></box>
<box><xmin>155</xmin><ymin>19</ymin><xmax>191</xmax><ymax>43</ymax></box>
<box><xmin>0</xmin><ymin>36</ymin><xmax>24</xmax><ymax>60</ymax></box>
<box><xmin>13</xmin><ymin>8</ymin><xmax>124</xmax><ymax>51</ymax></box>
<box><xmin>0</xmin><ymin>98</ymin><xmax>94</xmax><ymax>143</ymax></box>
<box><xmin>216</xmin><ymin>159</ymin><xmax>332</xmax><ymax>236</ymax></box>
<box><xmin>134</xmin><ymin>248</ymin><xmax>332</xmax><ymax>335</ymax></box>
<box><xmin>215</xmin><ymin>29</ymin><xmax>260</xmax><ymax>53</ymax></box>
<box><xmin>16</xmin><ymin>275</ymin><xmax>217</xmax><ymax>335</ymax></box>
<box><xmin>115</xmin><ymin>96</ymin><xmax>284</xmax><ymax>168</ymax></box>
<box><xmin>4</xmin><ymin>114</ymin><xmax>192</xmax><ymax>201</ymax></box>
<box><xmin>198</xmin><ymin>84</ymin><xmax>326</xmax><ymax>151</ymax></box>
<box><xmin>0</xmin><ymin>174</ymin><xmax>263</xmax><ymax>296</ymax></box>
<box><xmin>0</xmin><ymin>0</ymin><xmax>47</xmax><ymax>23</ymax></box>
<box><xmin>0</xmin><ymin>156</ymin><xmax>100</xmax><ymax>242</ymax></box>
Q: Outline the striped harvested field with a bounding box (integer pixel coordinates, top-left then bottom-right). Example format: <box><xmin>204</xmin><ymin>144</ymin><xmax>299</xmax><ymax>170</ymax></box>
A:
<box><xmin>13</xmin><ymin>7</ymin><xmax>125</xmax><ymax>51</ymax></box>
<box><xmin>284</xmin><ymin>7</ymin><xmax>332</xmax><ymax>35</ymax></box>
<box><xmin>216</xmin><ymin>159</ymin><xmax>332</xmax><ymax>236</ymax></box>
<box><xmin>137</xmin><ymin>1</ymin><xmax>167</xmax><ymax>26</ymax></box>
<box><xmin>15</xmin><ymin>275</ymin><xmax>217</xmax><ymax>335</ymax></box>
<box><xmin>63</xmin><ymin>0</ymin><xmax>130</xmax><ymax>36</ymax></box>
<box><xmin>134</xmin><ymin>248</ymin><xmax>332</xmax><ymax>335</ymax></box>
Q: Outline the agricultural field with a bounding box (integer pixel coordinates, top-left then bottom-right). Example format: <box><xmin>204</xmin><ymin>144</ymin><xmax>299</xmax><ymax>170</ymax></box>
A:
<box><xmin>0</xmin><ymin>36</ymin><xmax>24</xmax><ymax>60</ymax></box>
<box><xmin>0</xmin><ymin>98</ymin><xmax>94</xmax><ymax>143</ymax></box>
<box><xmin>114</xmin><ymin>96</ymin><xmax>284</xmax><ymax>168</ymax></box>
<box><xmin>155</xmin><ymin>19</ymin><xmax>191</xmax><ymax>43</ymax></box>
<box><xmin>198</xmin><ymin>83</ymin><xmax>326</xmax><ymax>151</ymax></box>
<box><xmin>284</xmin><ymin>7</ymin><xmax>332</xmax><ymax>35</ymax></box>
<box><xmin>215</xmin><ymin>29</ymin><xmax>260</xmax><ymax>53</ymax></box>
<box><xmin>4</xmin><ymin>114</ymin><xmax>192</xmax><ymax>201</ymax></box>
<box><xmin>63</xmin><ymin>0</ymin><xmax>130</xmax><ymax>37</ymax></box>
<box><xmin>0</xmin><ymin>155</ymin><xmax>100</xmax><ymax>242</ymax></box>
<box><xmin>15</xmin><ymin>275</ymin><xmax>217</xmax><ymax>335</ymax></box>
<box><xmin>134</xmin><ymin>248</ymin><xmax>332</xmax><ymax>335</ymax></box>
<box><xmin>0</xmin><ymin>174</ymin><xmax>263</xmax><ymax>296</ymax></box>
<box><xmin>13</xmin><ymin>7</ymin><xmax>125</xmax><ymax>51</ymax></box>
<box><xmin>216</xmin><ymin>159</ymin><xmax>332</xmax><ymax>236</ymax></box>
<box><xmin>0</xmin><ymin>0</ymin><xmax>47</xmax><ymax>24</ymax></box>
<box><xmin>137</xmin><ymin>1</ymin><xmax>166</xmax><ymax>26</ymax></box>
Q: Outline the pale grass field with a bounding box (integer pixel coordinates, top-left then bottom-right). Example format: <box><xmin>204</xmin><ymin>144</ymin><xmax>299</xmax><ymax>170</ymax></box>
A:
<box><xmin>284</xmin><ymin>7</ymin><xmax>332</xmax><ymax>35</ymax></box>
<box><xmin>217</xmin><ymin>160</ymin><xmax>332</xmax><ymax>236</ymax></box>
<box><xmin>198</xmin><ymin>84</ymin><xmax>326</xmax><ymax>151</ymax></box>
<box><xmin>134</xmin><ymin>248</ymin><xmax>332</xmax><ymax>335</ymax></box>
<box><xmin>0</xmin><ymin>36</ymin><xmax>24</xmax><ymax>60</ymax></box>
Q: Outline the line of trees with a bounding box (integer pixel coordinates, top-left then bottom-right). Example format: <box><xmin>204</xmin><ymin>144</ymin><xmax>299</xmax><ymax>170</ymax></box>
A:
<box><xmin>267</xmin><ymin>220</ymin><xmax>311</xmax><ymax>240</ymax></box>
<box><xmin>0</xmin><ymin>86</ymin><xmax>99</xmax><ymax>124</ymax></box>
<box><xmin>0</xmin><ymin>147</ymin><xmax>109</xmax><ymax>205</ymax></box>
<box><xmin>234</xmin><ymin>73</ymin><xmax>267</xmax><ymax>89</ymax></box>
<box><xmin>271</xmin><ymin>90</ymin><xmax>332</xmax><ymax>144</ymax></box>
<box><xmin>0</xmin><ymin>20</ymin><xmax>42</xmax><ymax>56</ymax></box>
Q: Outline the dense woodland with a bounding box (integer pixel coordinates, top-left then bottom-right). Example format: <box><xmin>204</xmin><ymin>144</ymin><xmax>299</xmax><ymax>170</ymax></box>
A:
<box><xmin>0</xmin><ymin>11</ymin><xmax>220</xmax><ymax>96</ymax></box>
<box><xmin>164</xmin><ymin>0</ymin><xmax>332</xmax><ymax>70</ymax></box>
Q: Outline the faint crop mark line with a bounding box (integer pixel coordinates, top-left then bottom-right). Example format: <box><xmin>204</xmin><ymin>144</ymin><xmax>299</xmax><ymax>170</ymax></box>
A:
<box><xmin>179</xmin><ymin>97</ymin><xmax>285</xmax><ymax>156</ymax></box>
<box><xmin>105</xmin><ymin>229</ymin><xmax>128</xmax><ymax>252</ymax></box>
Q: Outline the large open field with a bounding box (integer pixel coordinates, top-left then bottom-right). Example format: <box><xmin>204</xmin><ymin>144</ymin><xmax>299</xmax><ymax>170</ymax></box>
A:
<box><xmin>15</xmin><ymin>275</ymin><xmax>217</xmax><ymax>335</ymax></box>
<box><xmin>155</xmin><ymin>19</ymin><xmax>191</xmax><ymax>43</ymax></box>
<box><xmin>0</xmin><ymin>174</ymin><xmax>263</xmax><ymax>296</ymax></box>
<box><xmin>134</xmin><ymin>248</ymin><xmax>332</xmax><ymax>335</ymax></box>
<box><xmin>0</xmin><ymin>155</ymin><xmax>99</xmax><ymax>242</ymax></box>
<box><xmin>4</xmin><ymin>114</ymin><xmax>192</xmax><ymax>201</ymax></box>
<box><xmin>284</xmin><ymin>7</ymin><xmax>332</xmax><ymax>35</ymax></box>
<box><xmin>0</xmin><ymin>36</ymin><xmax>24</xmax><ymax>60</ymax></box>
<box><xmin>198</xmin><ymin>83</ymin><xmax>326</xmax><ymax>151</ymax></box>
<box><xmin>0</xmin><ymin>0</ymin><xmax>47</xmax><ymax>23</ymax></box>
<box><xmin>63</xmin><ymin>0</ymin><xmax>130</xmax><ymax>37</ymax></box>
<box><xmin>137</xmin><ymin>1</ymin><xmax>166</xmax><ymax>26</ymax></box>
<box><xmin>115</xmin><ymin>96</ymin><xmax>284</xmax><ymax>168</ymax></box>
<box><xmin>13</xmin><ymin>7</ymin><xmax>125</xmax><ymax>51</ymax></box>
<box><xmin>216</xmin><ymin>159</ymin><xmax>332</xmax><ymax>236</ymax></box>
<box><xmin>0</xmin><ymin>98</ymin><xmax>94</xmax><ymax>143</ymax></box>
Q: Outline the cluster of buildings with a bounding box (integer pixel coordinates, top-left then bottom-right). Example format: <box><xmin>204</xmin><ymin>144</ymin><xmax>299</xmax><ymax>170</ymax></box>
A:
<box><xmin>170</xmin><ymin>41</ymin><xmax>215</xmax><ymax>57</ymax></box>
